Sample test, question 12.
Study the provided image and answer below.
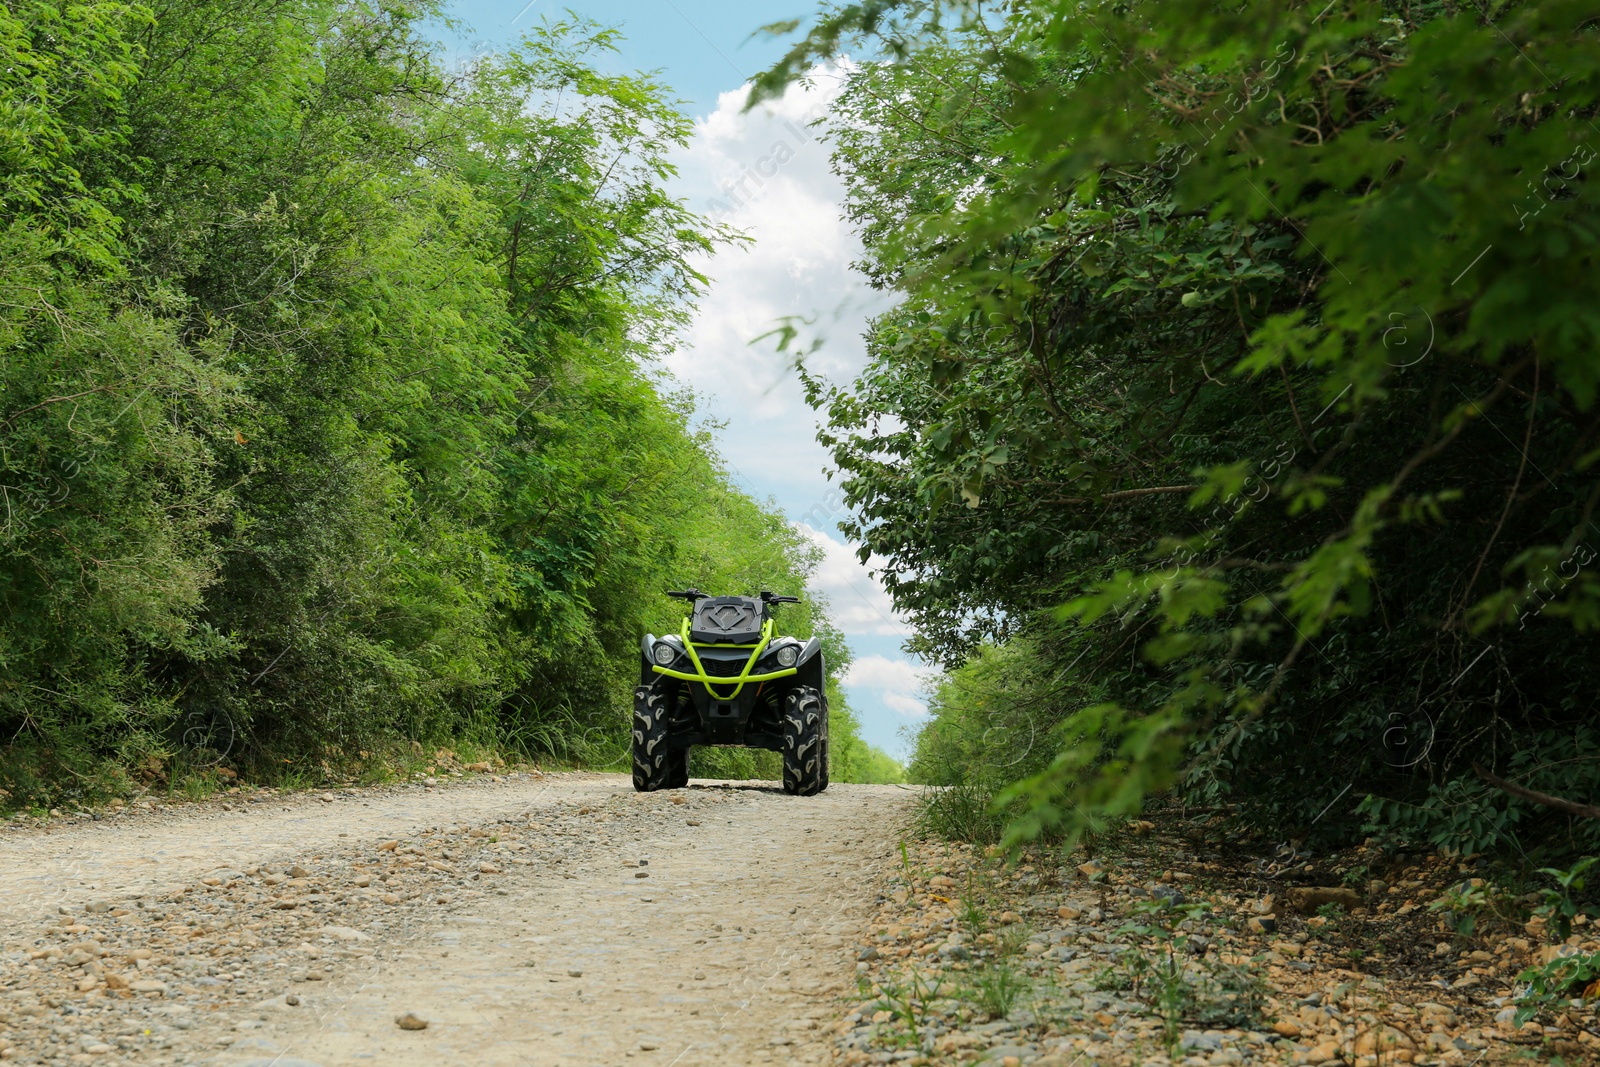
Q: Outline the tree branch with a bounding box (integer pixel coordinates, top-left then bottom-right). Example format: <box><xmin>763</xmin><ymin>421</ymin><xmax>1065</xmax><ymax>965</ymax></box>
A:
<box><xmin>1473</xmin><ymin>762</ymin><xmax>1600</xmax><ymax>821</ymax></box>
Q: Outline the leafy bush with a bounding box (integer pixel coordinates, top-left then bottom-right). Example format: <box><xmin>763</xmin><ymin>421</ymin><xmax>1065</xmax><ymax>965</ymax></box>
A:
<box><xmin>761</xmin><ymin>0</ymin><xmax>1600</xmax><ymax>857</ymax></box>
<box><xmin>0</xmin><ymin>2</ymin><xmax>899</xmax><ymax>804</ymax></box>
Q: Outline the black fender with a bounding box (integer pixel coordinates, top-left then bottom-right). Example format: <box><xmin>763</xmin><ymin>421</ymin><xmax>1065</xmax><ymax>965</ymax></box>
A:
<box><xmin>640</xmin><ymin>634</ymin><xmax>665</xmax><ymax>685</ymax></box>
<box><xmin>793</xmin><ymin>638</ymin><xmax>825</xmax><ymax>694</ymax></box>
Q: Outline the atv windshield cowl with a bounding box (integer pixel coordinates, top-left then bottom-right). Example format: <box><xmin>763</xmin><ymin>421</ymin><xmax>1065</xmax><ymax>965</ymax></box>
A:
<box><xmin>650</xmin><ymin>617</ymin><xmax>798</xmax><ymax>699</ymax></box>
<box><xmin>688</xmin><ymin>595</ymin><xmax>767</xmax><ymax>644</ymax></box>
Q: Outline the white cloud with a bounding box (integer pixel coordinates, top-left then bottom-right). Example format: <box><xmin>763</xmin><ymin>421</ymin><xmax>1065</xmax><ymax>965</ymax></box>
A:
<box><xmin>664</xmin><ymin>68</ymin><xmax>893</xmax><ymax>497</ymax></box>
<box><xmin>796</xmin><ymin>523</ymin><xmax>904</xmax><ymax>637</ymax></box>
<box><xmin>841</xmin><ymin>654</ymin><xmax>936</xmax><ymax>693</ymax></box>
<box><xmin>881</xmin><ymin>692</ymin><xmax>930</xmax><ymax>719</ymax></box>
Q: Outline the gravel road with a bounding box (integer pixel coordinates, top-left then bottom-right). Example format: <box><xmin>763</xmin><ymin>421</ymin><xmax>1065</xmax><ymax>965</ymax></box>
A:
<box><xmin>0</xmin><ymin>773</ymin><xmax>914</xmax><ymax>1066</ymax></box>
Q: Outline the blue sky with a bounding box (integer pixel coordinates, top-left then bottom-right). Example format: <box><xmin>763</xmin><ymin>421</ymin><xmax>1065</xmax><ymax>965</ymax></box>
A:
<box><xmin>441</xmin><ymin>1</ymin><xmax>798</xmax><ymax>112</ymax></box>
<box><xmin>432</xmin><ymin>3</ymin><xmax>936</xmax><ymax>760</ymax></box>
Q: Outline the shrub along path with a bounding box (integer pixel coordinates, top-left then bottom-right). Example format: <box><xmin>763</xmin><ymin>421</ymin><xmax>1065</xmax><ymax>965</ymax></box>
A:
<box><xmin>834</xmin><ymin>816</ymin><xmax>1600</xmax><ymax>1066</ymax></box>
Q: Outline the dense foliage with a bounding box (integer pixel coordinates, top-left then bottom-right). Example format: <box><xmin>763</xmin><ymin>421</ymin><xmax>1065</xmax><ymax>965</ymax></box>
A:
<box><xmin>762</xmin><ymin>0</ymin><xmax>1600</xmax><ymax>858</ymax></box>
<box><xmin>0</xmin><ymin>0</ymin><xmax>898</xmax><ymax>806</ymax></box>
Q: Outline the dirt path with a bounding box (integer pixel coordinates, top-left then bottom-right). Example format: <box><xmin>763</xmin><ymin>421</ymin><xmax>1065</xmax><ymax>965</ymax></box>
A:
<box><xmin>0</xmin><ymin>774</ymin><xmax>914</xmax><ymax>1067</ymax></box>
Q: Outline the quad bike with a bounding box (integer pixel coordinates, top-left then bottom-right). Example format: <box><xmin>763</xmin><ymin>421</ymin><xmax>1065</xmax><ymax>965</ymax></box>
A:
<box><xmin>633</xmin><ymin>588</ymin><xmax>828</xmax><ymax>795</ymax></box>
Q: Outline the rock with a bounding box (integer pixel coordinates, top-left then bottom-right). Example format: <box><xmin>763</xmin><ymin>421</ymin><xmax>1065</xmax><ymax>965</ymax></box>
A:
<box><xmin>998</xmin><ymin>911</ymin><xmax>1021</xmax><ymax>924</ymax></box>
<box><xmin>1308</xmin><ymin>1042</ymin><xmax>1341</xmax><ymax>1063</ymax></box>
<box><xmin>319</xmin><ymin>793</ymin><xmax>335</xmax><ymax>803</ymax></box>
<box><xmin>479</xmin><ymin>863</ymin><xmax>501</xmax><ymax>874</ymax></box>
<box><xmin>465</xmin><ymin>762</ymin><xmax>492</xmax><ymax>772</ymax></box>
<box><xmin>1284</xmin><ymin>887</ymin><xmax>1360</xmax><ymax>915</ymax></box>
<box><xmin>285</xmin><ymin>994</ymin><xmax>300</xmax><ymax>1006</ymax></box>
<box><xmin>288</xmin><ymin>864</ymin><xmax>311</xmax><ymax>878</ymax></box>
<box><xmin>1152</xmin><ymin>885</ymin><xmax>1186</xmax><ymax>907</ymax></box>
<box><xmin>1077</xmin><ymin>861</ymin><xmax>1105</xmax><ymax>881</ymax></box>
<box><xmin>320</xmin><ymin>926</ymin><xmax>369</xmax><ymax>942</ymax></box>
<box><xmin>394</xmin><ymin>1013</ymin><xmax>429</xmax><ymax>1031</ymax></box>
<box><xmin>378</xmin><ymin>840</ymin><xmax>399</xmax><ymax>851</ymax></box>
<box><xmin>103</xmin><ymin>973</ymin><xmax>129</xmax><ymax>991</ymax></box>
<box><xmin>1247</xmin><ymin>916</ymin><xmax>1277</xmax><ymax>934</ymax></box>
<box><xmin>129</xmin><ymin>979</ymin><xmax>167</xmax><ymax>995</ymax></box>
<box><xmin>1273</xmin><ymin>1020</ymin><xmax>1301</xmax><ymax>1038</ymax></box>
<box><xmin>568</xmin><ymin>969</ymin><xmax>583</xmax><ymax>978</ymax></box>
<box><xmin>1179</xmin><ymin>1031</ymin><xmax>1223</xmax><ymax>1052</ymax></box>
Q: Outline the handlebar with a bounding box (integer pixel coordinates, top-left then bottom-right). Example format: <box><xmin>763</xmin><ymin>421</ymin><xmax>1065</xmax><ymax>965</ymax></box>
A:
<box><xmin>665</xmin><ymin>588</ymin><xmax>800</xmax><ymax>604</ymax></box>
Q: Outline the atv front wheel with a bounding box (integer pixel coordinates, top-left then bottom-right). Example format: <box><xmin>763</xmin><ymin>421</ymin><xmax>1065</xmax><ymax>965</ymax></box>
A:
<box><xmin>781</xmin><ymin>686</ymin><xmax>826</xmax><ymax>796</ymax></box>
<box><xmin>633</xmin><ymin>684</ymin><xmax>688</xmax><ymax>792</ymax></box>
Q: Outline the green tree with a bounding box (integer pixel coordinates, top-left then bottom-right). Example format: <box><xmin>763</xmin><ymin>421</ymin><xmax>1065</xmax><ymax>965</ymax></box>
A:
<box><xmin>0</xmin><ymin>1</ymin><xmax>898</xmax><ymax>804</ymax></box>
<box><xmin>764</xmin><ymin>0</ymin><xmax>1600</xmax><ymax>854</ymax></box>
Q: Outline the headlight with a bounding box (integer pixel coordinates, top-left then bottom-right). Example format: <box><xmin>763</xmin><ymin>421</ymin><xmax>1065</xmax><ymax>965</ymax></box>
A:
<box><xmin>774</xmin><ymin>644</ymin><xmax>799</xmax><ymax>668</ymax></box>
<box><xmin>652</xmin><ymin>642</ymin><xmax>678</xmax><ymax>666</ymax></box>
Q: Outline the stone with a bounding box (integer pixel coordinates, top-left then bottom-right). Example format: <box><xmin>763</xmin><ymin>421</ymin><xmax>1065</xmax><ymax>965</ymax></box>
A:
<box><xmin>129</xmin><ymin>979</ymin><xmax>167</xmax><ymax>995</ymax></box>
<box><xmin>288</xmin><ymin>865</ymin><xmax>311</xmax><ymax>878</ymax></box>
<box><xmin>395</xmin><ymin>1013</ymin><xmax>429</xmax><ymax>1031</ymax></box>
<box><xmin>1247</xmin><ymin>916</ymin><xmax>1277</xmax><ymax>935</ymax></box>
<box><xmin>568</xmin><ymin>969</ymin><xmax>583</xmax><ymax>978</ymax></box>
<box><xmin>285</xmin><ymin>994</ymin><xmax>301</xmax><ymax>1006</ymax></box>
<box><xmin>1284</xmin><ymin>887</ymin><xmax>1360</xmax><ymax>915</ymax></box>
<box><xmin>1273</xmin><ymin>1020</ymin><xmax>1301</xmax><ymax>1038</ymax></box>
<box><xmin>320</xmin><ymin>926</ymin><xmax>369</xmax><ymax>941</ymax></box>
